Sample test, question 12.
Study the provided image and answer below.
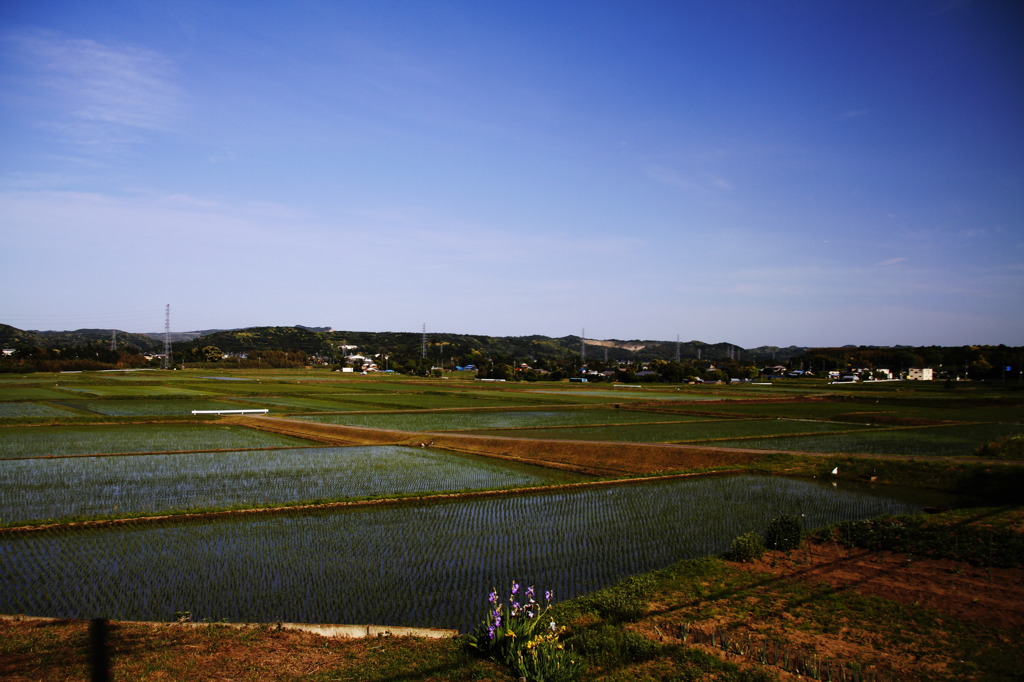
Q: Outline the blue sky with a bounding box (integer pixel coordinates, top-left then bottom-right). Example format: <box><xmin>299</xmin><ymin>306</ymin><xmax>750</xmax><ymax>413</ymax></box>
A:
<box><xmin>1</xmin><ymin>0</ymin><xmax>1021</xmax><ymax>348</ymax></box>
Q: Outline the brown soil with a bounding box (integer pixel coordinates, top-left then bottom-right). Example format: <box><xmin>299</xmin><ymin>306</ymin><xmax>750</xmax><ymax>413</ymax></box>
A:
<box><xmin>0</xmin><ymin>620</ymin><xmax>504</xmax><ymax>681</ymax></box>
<box><xmin>4</xmin><ymin>543</ymin><xmax>1021</xmax><ymax>681</ymax></box>
<box><xmin>738</xmin><ymin>541</ymin><xmax>1024</xmax><ymax>630</ymax></box>
<box><xmin>640</xmin><ymin>540</ymin><xmax>1024</xmax><ymax>681</ymax></box>
<box><xmin>229</xmin><ymin>415</ymin><xmax>1013</xmax><ymax>474</ymax></box>
<box><xmin>229</xmin><ymin>415</ymin><xmax>768</xmax><ymax>475</ymax></box>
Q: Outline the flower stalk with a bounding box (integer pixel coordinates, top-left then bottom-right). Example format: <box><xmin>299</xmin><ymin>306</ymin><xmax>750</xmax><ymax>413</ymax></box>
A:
<box><xmin>468</xmin><ymin>581</ymin><xmax>584</xmax><ymax>682</ymax></box>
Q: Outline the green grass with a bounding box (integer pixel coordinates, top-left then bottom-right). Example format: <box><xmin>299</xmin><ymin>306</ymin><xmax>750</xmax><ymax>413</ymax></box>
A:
<box><xmin>235</xmin><ymin>396</ymin><xmax>398</xmax><ymax>411</ymax></box>
<box><xmin>466</xmin><ymin>418</ymin><xmax>868</xmax><ymax>443</ymax></box>
<box><xmin>62</xmin><ymin>399</ymin><xmax>267</xmax><ymax>417</ymax></box>
<box><xmin>527</xmin><ymin>389</ymin><xmax>742</xmax><ymax>400</ymax></box>
<box><xmin>708</xmin><ymin>422</ymin><xmax>1024</xmax><ymax>457</ymax></box>
<box><xmin>660</xmin><ymin>401</ymin><xmax>904</xmax><ymax>420</ymax></box>
<box><xmin>52</xmin><ymin>385</ymin><xmax>213</xmax><ymax>398</ymax></box>
<box><xmin>315</xmin><ymin>392</ymin><xmax>577</xmax><ymax>410</ymax></box>
<box><xmin>294</xmin><ymin>408</ymin><xmax>707</xmax><ymax>431</ymax></box>
<box><xmin>0</xmin><ymin>387</ymin><xmax>78</xmax><ymax>400</ymax></box>
<box><xmin>825</xmin><ymin>509</ymin><xmax>1024</xmax><ymax>567</ymax></box>
<box><xmin>652</xmin><ymin>397</ymin><xmax>1024</xmax><ymax>424</ymax></box>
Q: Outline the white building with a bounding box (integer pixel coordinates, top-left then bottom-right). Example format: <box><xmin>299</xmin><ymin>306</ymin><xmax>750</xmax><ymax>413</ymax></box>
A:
<box><xmin>907</xmin><ymin>368</ymin><xmax>934</xmax><ymax>381</ymax></box>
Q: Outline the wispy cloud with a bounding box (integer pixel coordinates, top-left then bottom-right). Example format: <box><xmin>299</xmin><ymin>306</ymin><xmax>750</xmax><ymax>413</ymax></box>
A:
<box><xmin>5</xmin><ymin>31</ymin><xmax>184</xmax><ymax>148</ymax></box>
<box><xmin>878</xmin><ymin>256</ymin><xmax>907</xmax><ymax>266</ymax></box>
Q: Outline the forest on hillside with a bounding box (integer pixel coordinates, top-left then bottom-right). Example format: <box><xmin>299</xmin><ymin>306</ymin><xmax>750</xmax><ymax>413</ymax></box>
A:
<box><xmin>1</xmin><ymin>323</ymin><xmax>1020</xmax><ymax>381</ymax></box>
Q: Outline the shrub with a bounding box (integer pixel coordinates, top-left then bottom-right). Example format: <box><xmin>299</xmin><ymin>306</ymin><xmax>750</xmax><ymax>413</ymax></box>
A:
<box><xmin>725</xmin><ymin>532</ymin><xmax>765</xmax><ymax>563</ymax></box>
<box><xmin>975</xmin><ymin>435</ymin><xmax>1024</xmax><ymax>460</ymax></box>
<box><xmin>764</xmin><ymin>515</ymin><xmax>803</xmax><ymax>551</ymax></box>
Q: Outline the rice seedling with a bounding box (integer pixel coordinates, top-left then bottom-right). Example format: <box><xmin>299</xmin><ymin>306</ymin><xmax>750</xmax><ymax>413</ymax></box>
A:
<box><xmin>54</xmin><ymin>385</ymin><xmax>212</xmax><ymax>398</ymax></box>
<box><xmin>294</xmin><ymin>408</ymin><xmax>700</xmax><ymax>432</ymax></box>
<box><xmin>527</xmin><ymin>390</ymin><xmax>731</xmax><ymax>401</ymax></box>
<box><xmin>239</xmin><ymin>396</ymin><xmax>400</xmax><ymax>412</ymax></box>
<box><xmin>0</xmin><ymin>474</ymin><xmax>954</xmax><ymax>630</ymax></box>
<box><xmin>0</xmin><ymin>445</ymin><xmax>577</xmax><ymax>524</ymax></box>
<box><xmin>0</xmin><ymin>403</ymin><xmax>79</xmax><ymax>419</ymax></box>
<box><xmin>67</xmin><ymin>399</ymin><xmax>266</xmax><ymax>417</ymax></box>
<box><xmin>709</xmin><ymin>423</ymin><xmax>1024</xmax><ymax>457</ymax></box>
<box><xmin>467</xmin><ymin>418</ymin><xmax>865</xmax><ymax>443</ymax></box>
<box><xmin>0</xmin><ymin>388</ymin><xmax>73</xmax><ymax>401</ymax></box>
<box><xmin>0</xmin><ymin>424</ymin><xmax>314</xmax><ymax>459</ymax></box>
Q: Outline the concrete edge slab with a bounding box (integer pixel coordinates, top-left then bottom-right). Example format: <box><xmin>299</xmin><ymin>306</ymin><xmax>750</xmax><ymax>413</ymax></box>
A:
<box><xmin>0</xmin><ymin>614</ymin><xmax>459</xmax><ymax>639</ymax></box>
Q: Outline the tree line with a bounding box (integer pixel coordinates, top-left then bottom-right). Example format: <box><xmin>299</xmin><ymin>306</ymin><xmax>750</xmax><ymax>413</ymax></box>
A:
<box><xmin>2</xmin><ymin>323</ymin><xmax>1020</xmax><ymax>381</ymax></box>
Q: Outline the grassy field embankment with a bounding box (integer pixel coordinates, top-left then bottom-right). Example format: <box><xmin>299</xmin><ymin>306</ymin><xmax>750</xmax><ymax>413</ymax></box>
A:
<box><xmin>3</xmin><ymin>506</ymin><xmax>1022</xmax><ymax>682</ymax></box>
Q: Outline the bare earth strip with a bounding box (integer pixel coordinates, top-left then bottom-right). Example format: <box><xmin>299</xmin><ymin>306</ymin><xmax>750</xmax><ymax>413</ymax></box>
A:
<box><xmin>227</xmin><ymin>414</ymin><xmax>1010</xmax><ymax>472</ymax></box>
<box><xmin>227</xmin><ymin>415</ymin><xmax>766</xmax><ymax>475</ymax></box>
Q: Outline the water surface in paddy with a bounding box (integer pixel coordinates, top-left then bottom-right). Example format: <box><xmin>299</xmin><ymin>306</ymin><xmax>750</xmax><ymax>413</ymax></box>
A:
<box><xmin>0</xmin><ymin>474</ymin><xmax>960</xmax><ymax>631</ymax></box>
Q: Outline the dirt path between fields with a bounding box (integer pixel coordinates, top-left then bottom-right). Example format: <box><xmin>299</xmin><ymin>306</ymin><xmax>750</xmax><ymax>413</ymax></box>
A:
<box><xmin>225</xmin><ymin>415</ymin><xmax>791</xmax><ymax>473</ymax></box>
<box><xmin>228</xmin><ymin>414</ymin><xmax>1013</xmax><ymax>474</ymax></box>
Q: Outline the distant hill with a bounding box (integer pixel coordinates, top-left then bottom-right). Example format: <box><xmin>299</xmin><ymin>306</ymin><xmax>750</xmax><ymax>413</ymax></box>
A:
<box><xmin>1</xmin><ymin>322</ymin><xmax>804</xmax><ymax>363</ymax></box>
<box><xmin>143</xmin><ymin>330</ymin><xmax>218</xmax><ymax>344</ymax></box>
<box><xmin>5</xmin><ymin>322</ymin><xmax>1021</xmax><ymax>380</ymax></box>
<box><xmin>176</xmin><ymin>326</ymin><xmax>796</xmax><ymax>365</ymax></box>
<box><xmin>0</xmin><ymin>324</ymin><xmax>164</xmax><ymax>352</ymax></box>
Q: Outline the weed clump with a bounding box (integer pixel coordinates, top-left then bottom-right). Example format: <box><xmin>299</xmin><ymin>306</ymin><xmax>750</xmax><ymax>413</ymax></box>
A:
<box><xmin>832</xmin><ymin>514</ymin><xmax>1024</xmax><ymax>568</ymax></box>
<box><xmin>567</xmin><ymin>622</ymin><xmax>662</xmax><ymax>668</ymax></box>
<box><xmin>764</xmin><ymin>515</ymin><xmax>803</xmax><ymax>551</ymax></box>
<box><xmin>578</xmin><ymin>575</ymin><xmax>655</xmax><ymax>623</ymax></box>
<box><xmin>975</xmin><ymin>434</ymin><xmax>1024</xmax><ymax>460</ymax></box>
<box><xmin>725</xmin><ymin>532</ymin><xmax>766</xmax><ymax>563</ymax></box>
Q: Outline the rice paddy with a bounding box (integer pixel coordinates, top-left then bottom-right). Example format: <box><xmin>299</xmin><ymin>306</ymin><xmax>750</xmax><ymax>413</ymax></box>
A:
<box><xmin>294</xmin><ymin>408</ymin><xmax>706</xmax><ymax>431</ymax></box>
<box><xmin>0</xmin><ymin>423</ymin><xmax>314</xmax><ymax>459</ymax></box>
<box><xmin>0</xmin><ymin>446</ymin><xmax>578</xmax><ymax>525</ymax></box>
<box><xmin>0</xmin><ymin>403</ymin><xmax>79</xmax><ymax>419</ymax></box>
<box><xmin>709</xmin><ymin>422</ymin><xmax>1024</xmax><ymax>456</ymax></box>
<box><xmin>52</xmin><ymin>385</ymin><xmax>211</xmax><ymax>398</ymax></box>
<box><xmin>464</xmin><ymin>418</ymin><xmax>872</xmax><ymax>443</ymax></box>
<box><xmin>0</xmin><ymin>368</ymin><xmax>1019</xmax><ymax>631</ymax></box>
<box><xmin>58</xmin><ymin>399</ymin><xmax>264</xmax><ymax>417</ymax></box>
<box><xmin>0</xmin><ymin>474</ymin><xmax>954</xmax><ymax>630</ymax></box>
